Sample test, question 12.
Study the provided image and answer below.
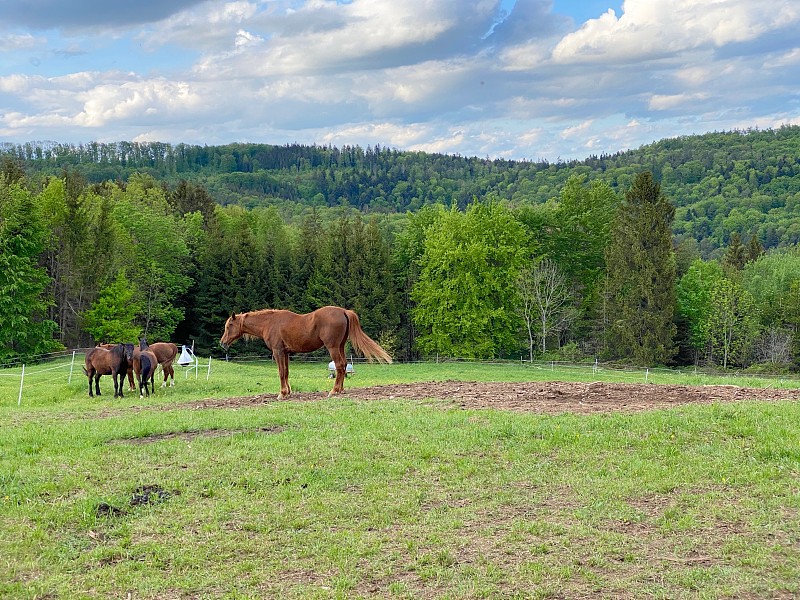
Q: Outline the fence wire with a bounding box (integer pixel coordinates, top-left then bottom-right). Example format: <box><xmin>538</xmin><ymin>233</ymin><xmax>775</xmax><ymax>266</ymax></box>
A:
<box><xmin>3</xmin><ymin>350</ymin><xmax>799</xmax><ymax>405</ymax></box>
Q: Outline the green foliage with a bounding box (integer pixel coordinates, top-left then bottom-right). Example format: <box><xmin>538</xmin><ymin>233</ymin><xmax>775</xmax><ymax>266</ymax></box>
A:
<box><xmin>0</xmin><ymin>180</ymin><xmax>62</xmax><ymax>361</ymax></box>
<box><xmin>4</xmin><ymin>129</ymin><xmax>800</xmax><ymax>364</ymax></box>
<box><xmin>677</xmin><ymin>259</ymin><xmax>726</xmax><ymax>359</ymax></box>
<box><xmin>110</xmin><ymin>174</ymin><xmax>193</xmax><ymax>340</ymax></box>
<box><xmin>704</xmin><ymin>278</ymin><xmax>759</xmax><ymax>368</ymax></box>
<box><xmin>412</xmin><ymin>201</ymin><xmax>527</xmax><ymax>358</ymax></box>
<box><xmin>81</xmin><ymin>271</ymin><xmax>143</xmax><ymax>343</ymax></box>
<box><xmin>605</xmin><ymin>172</ymin><xmax>677</xmax><ymax>365</ymax></box>
<box><xmin>740</xmin><ymin>250</ymin><xmax>800</xmax><ymax>329</ymax></box>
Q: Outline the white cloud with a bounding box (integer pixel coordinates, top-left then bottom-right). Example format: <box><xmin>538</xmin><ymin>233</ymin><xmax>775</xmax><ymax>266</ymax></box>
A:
<box><xmin>649</xmin><ymin>92</ymin><xmax>711</xmax><ymax>111</ymax></box>
<box><xmin>552</xmin><ymin>0</ymin><xmax>800</xmax><ymax>64</ymax></box>
<box><xmin>0</xmin><ymin>32</ymin><xmax>43</xmax><ymax>52</ymax></box>
<box><xmin>1</xmin><ymin>0</ymin><xmax>799</xmax><ymax>160</ymax></box>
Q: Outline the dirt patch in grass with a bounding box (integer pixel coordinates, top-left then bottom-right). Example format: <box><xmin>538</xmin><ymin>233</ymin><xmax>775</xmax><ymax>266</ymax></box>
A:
<box><xmin>181</xmin><ymin>380</ymin><xmax>800</xmax><ymax>415</ymax></box>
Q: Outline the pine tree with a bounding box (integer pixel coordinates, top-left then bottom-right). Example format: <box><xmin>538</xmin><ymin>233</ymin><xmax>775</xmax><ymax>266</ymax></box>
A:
<box><xmin>605</xmin><ymin>172</ymin><xmax>677</xmax><ymax>365</ymax></box>
<box><xmin>723</xmin><ymin>232</ymin><xmax>747</xmax><ymax>270</ymax></box>
<box><xmin>746</xmin><ymin>234</ymin><xmax>764</xmax><ymax>264</ymax></box>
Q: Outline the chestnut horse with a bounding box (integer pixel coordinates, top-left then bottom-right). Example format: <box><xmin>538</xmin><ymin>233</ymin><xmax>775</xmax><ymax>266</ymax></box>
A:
<box><xmin>140</xmin><ymin>338</ymin><xmax>179</xmax><ymax>387</ymax></box>
<box><xmin>84</xmin><ymin>343</ymin><xmax>134</xmax><ymax>398</ymax></box>
<box><xmin>220</xmin><ymin>305</ymin><xmax>392</xmax><ymax>399</ymax></box>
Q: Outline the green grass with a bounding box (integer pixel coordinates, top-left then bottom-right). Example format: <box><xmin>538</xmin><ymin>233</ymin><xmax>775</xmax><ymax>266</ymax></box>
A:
<box><xmin>2</xmin><ymin>359</ymin><xmax>800</xmax><ymax>598</ymax></box>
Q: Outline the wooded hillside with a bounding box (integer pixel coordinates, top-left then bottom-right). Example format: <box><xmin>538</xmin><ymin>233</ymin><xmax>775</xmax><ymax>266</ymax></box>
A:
<box><xmin>1</xmin><ymin>128</ymin><xmax>799</xmax><ymax>369</ymax></box>
<box><xmin>4</xmin><ymin>125</ymin><xmax>800</xmax><ymax>255</ymax></box>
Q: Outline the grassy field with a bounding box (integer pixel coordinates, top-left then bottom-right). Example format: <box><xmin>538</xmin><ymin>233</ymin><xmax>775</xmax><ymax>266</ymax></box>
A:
<box><xmin>2</xmin><ymin>358</ymin><xmax>800</xmax><ymax>598</ymax></box>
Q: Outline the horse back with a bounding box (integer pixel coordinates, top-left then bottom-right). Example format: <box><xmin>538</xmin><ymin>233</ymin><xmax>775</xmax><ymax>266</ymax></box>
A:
<box><xmin>86</xmin><ymin>347</ymin><xmax>115</xmax><ymax>374</ymax></box>
<box><xmin>150</xmin><ymin>342</ymin><xmax>178</xmax><ymax>365</ymax></box>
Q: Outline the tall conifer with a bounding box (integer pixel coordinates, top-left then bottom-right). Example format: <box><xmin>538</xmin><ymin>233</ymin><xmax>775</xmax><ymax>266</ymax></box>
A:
<box><xmin>605</xmin><ymin>172</ymin><xmax>677</xmax><ymax>365</ymax></box>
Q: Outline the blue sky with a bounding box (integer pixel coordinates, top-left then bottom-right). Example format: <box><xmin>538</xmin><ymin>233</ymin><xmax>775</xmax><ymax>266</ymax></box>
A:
<box><xmin>1</xmin><ymin>0</ymin><xmax>798</xmax><ymax>161</ymax></box>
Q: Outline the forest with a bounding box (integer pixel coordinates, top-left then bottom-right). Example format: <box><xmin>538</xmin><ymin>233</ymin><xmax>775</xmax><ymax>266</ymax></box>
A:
<box><xmin>1</xmin><ymin>126</ymin><xmax>799</xmax><ymax>370</ymax></box>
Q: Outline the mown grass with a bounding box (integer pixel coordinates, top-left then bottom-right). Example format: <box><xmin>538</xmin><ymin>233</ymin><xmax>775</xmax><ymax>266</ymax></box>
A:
<box><xmin>1</xmin><ymin>359</ymin><xmax>800</xmax><ymax>598</ymax></box>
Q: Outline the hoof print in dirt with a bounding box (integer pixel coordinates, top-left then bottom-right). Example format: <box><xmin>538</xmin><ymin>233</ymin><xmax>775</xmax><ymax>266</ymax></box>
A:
<box><xmin>130</xmin><ymin>484</ymin><xmax>176</xmax><ymax>506</ymax></box>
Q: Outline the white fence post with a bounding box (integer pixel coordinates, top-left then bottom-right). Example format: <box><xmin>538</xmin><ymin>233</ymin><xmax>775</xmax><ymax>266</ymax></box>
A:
<box><xmin>206</xmin><ymin>356</ymin><xmax>212</xmax><ymax>381</ymax></box>
<box><xmin>68</xmin><ymin>350</ymin><xmax>76</xmax><ymax>384</ymax></box>
<box><xmin>18</xmin><ymin>364</ymin><xmax>25</xmax><ymax>406</ymax></box>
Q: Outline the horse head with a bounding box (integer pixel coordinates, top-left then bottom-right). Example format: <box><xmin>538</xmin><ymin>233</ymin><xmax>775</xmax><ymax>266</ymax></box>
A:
<box><xmin>123</xmin><ymin>343</ymin><xmax>135</xmax><ymax>364</ymax></box>
<box><xmin>220</xmin><ymin>312</ymin><xmax>243</xmax><ymax>350</ymax></box>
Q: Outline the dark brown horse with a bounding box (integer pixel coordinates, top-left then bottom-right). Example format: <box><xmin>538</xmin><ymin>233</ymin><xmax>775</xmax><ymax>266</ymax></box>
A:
<box><xmin>140</xmin><ymin>338</ymin><xmax>179</xmax><ymax>387</ymax></box>
<box><xmin>84</xmin><ymin>343</ymin><xmax>134</xmax><ymax>398</ymax></box>
<box><xmin>133</xmin><ymin>346</ymin><xmax>159</xmax><ymax>398</ymax></box>
<box><xmin>99</xmin><ymin>343</ymin><xmax>136</xmax><ymax>391</ymax></box>
<box><xmin>220</xmin><ymin>305</ymin><xmax>392</xmax><ymax>399</ymax></box>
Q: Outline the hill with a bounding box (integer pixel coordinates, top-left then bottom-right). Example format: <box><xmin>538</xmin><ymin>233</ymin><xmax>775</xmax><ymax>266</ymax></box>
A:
<box><xmin>3</xmin><ymin>125</ymin><xmax>800</xmax><ymax>253</ymax></box>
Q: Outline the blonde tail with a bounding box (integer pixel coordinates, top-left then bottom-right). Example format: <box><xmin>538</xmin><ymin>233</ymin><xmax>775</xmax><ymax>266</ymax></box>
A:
<box><xmin>345</xmin><ymin>310</ymin><xmax>392</xmax><ymax>363</ymax></box>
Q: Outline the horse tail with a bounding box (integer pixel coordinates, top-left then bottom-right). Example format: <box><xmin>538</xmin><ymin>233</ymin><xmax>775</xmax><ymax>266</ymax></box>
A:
<box><xmin>344</xmin><ymin>310</ymin><xmax>392</xmax><ymax>364</ymax></box>
<box><xmin>143</xmin><ymin>354</ymin><xmax>154</xmax><ymax>378</ymax></box>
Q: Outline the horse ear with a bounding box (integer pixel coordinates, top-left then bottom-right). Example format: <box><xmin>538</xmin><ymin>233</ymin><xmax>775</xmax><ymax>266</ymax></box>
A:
<box><xmin>230</xmin><ymin>312</ymin><xmax>236</xmax><ymax>320</ymax></box>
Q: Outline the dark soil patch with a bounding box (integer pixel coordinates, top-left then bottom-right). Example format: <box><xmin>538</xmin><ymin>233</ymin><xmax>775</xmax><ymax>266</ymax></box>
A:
<box><xmin>94</xmin><ymin>484</ymin><xmax>179</xmax><ymax>518</ymax></box>
<box><xmin>108</xmin><ymin>425</ymin><xmax>284</xmax><ymax>444</ymax></box>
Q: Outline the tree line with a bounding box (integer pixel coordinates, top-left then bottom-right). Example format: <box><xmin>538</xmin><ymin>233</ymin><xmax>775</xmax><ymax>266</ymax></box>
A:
<box><xmin>2</xmin><ymin>157</ymin><xmax>798</xmax><ymax>371</ymax></box>
<box><xmin>4</xmin><ymin>126</ymin><xmax>800</xmax><ymax>255</ymax></box>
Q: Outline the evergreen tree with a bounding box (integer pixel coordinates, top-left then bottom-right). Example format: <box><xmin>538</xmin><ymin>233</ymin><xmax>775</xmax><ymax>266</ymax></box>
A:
<box><xmin>746</xmin><ymin>234</ymin><xmax>765</xmax><ymax>264</ymax></box>
<box><xmin>292</xmin><ymin>209</ymin><xmax>330</xmax><ymax>312</ymax></box>
<box><xmin>605</xmin><ymin>172</ymin><xmax>676</xmax><ymax>365</ymax></box>
<box><xmin>723</xmin><ymin>232</ymin><xmax>747</xmax><ymax>270</ymax></box>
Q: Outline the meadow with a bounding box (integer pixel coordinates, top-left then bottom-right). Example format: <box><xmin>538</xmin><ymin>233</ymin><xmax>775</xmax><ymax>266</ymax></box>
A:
<box><xmin>2</xmin><ymin>357</ymin><xmax>800</xmax><ymax>598</ymax></box>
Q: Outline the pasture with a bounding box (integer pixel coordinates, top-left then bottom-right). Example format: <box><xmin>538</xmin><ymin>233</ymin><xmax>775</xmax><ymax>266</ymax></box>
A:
<box><xmin>2</xmin><ymin>358</ymin><xmax>800</xmax><ymax>598</ymax></box>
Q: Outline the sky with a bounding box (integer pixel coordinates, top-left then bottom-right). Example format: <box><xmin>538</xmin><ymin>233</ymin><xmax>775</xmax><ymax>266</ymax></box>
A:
<box><xmin>1</xmin><ymin>0</ymin><xmax>798</xmax><ymax>161</ymax></box>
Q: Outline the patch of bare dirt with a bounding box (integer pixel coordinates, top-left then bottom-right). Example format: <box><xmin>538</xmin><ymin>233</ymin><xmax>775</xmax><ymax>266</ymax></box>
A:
<box><xmin>180</xmin><ymin>380</ymin><xmax>800</xmax><ymax>415</ymax></box>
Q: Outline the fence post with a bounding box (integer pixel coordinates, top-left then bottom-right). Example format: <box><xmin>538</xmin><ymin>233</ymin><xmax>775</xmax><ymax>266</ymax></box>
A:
<box><xmin>206</xmin><ymin>356</ymin><xmax>212</xmax><ymax>381</ymax></box>
<box><xmin>645</xmin><ymin>368</ymin><xmax>649</xmax><ymax>383</ymax></box>
<box><xmin>18</xmin><ymin>364</ymin><xmax>25</xmax><ymax>406</ymax></box>
<box><xmin>68</xmin><ymin>350</ymin><xmax>76</xmax><ymax>384</ymax></box>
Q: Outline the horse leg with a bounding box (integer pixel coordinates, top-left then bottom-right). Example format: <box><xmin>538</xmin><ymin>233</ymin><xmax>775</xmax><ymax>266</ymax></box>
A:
<box><xmin>127</xmin><ymin>367</ymin><xmax>135</xmax><ymax>392</ymax></box>
<box><xmin>168</xmin><ymin>364</ymin><xmax>175</xmax><ymax>387</ymax></box>
<box><xmin>112</xmin><ymin>370</ymin><xmax>119</xmax><ymax>398</ymax></box>
<box><xmin>274</xmin><ymin>351</ymin><xmax>290</xmax><ymax>400</ymax></box>
<box><xmin>87</xmin><ymin>369</ymin><xmax>94</xmax><ymax>397</ymax></box>
<box><xmin>328</xmin><ymin>346</ymin><xmax>347</xmax><ymax>396</ymax></box>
